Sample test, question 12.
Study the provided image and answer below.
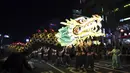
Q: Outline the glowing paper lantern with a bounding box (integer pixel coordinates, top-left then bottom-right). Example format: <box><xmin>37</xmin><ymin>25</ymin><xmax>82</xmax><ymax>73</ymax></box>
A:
<box><xmin>37</xmin><ymin>29</ymin><xmax>41</xmax><ymax>33</ymax></box>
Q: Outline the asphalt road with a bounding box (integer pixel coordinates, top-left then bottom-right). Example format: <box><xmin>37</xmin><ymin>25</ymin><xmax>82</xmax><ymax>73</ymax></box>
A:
<box><xmin>23</xmin><ymin>59</ymin><xmax>130</xmax><ymax>73</ymax></box>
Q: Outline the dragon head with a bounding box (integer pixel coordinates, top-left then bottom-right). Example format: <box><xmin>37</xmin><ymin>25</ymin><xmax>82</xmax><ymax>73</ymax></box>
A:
<box><xmin>56</xmin><ymin>15</ymin><xmax>105</xmax><ymax>46</ymax></box>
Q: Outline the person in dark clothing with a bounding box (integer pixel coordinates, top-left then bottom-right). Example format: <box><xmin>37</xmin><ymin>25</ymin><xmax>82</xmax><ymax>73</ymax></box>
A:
<box><xmin>2</xmin><ymin>51</ymin><xmax>32</xmax><ymax>73</ymax></box>
<box><xmin>57</xmin><ymin>48</ymin><xmax>64</xmax><ymax>67</ymax></box>
<box><xmin>86</xmin><ymin>48</ymin><xmax>97</xmax><ymax>71</ymax></box>
<box><xmin>75</xmin><ymin>46</ymin><xmax>80</xmax><ymax>70</ymax></box>
<box><xmin>75</xmin><ymin>44</ymin><xmax>86</xmax><ymax>71</ymax></box>
<box><xmin>51</xmin><ymin>49</ymin><xmax>57</xmax><ymax>65</ymax></box>
<box><xmin>41</xmin><ymin>47</ymin><xmax>44</xmax><ymax>59</ymax></box>
<box><xmin>43</xmin><ymin>47</ymin><xmax>50</xmax><ymax>62</ymax></box>
<box><xmin>64</xmin><ymin>46</ymin><xmax>71</xmax><ymax>67</ymax></box>
<box><xmin>70</xmin><ymin>45</ymin><xmax>76</xmax><ymax>59</ymax></box>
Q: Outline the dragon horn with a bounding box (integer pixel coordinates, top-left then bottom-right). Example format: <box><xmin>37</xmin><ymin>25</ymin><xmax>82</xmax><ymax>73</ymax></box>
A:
<box><xmin>70</xmin><ymin>18</ymin><xmax>73</xmax><ymax>21</ymax></box>
<box><xmin>66</xmin><ymin>19</ymin><xmax>70</xmax><ymax>23</ymax></box>
<box><xmin>60</xmin><ymin>22</ymin><xmax>68</xmax><ymax>25</ymax></box>
<box><xmin>65</xmin><ymin>19</ymin><xmax>68</xmax><ymax>21</ymax></box>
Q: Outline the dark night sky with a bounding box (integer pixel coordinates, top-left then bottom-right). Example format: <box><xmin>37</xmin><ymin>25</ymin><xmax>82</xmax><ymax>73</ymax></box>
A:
<box><xmin>0</xmin><ymin>0</ymin><xmax>77</xmax><ymax>42</ymax></box>
<box><xmin>0</xmin><ymin>0</ymin><xmax>129</xmax><ymax>42</ymax></box>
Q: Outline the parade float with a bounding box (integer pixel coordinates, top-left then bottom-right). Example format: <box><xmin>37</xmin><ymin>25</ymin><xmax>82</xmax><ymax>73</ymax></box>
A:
<box><xmin>18</xmin><ymin>14</ymin><xmax>105</xmax><ymax>52</ymax></box>
<box><xmin>56</xmin><ymin>14</ymin><xmax>105</xmax><ymax>46</ymax></box>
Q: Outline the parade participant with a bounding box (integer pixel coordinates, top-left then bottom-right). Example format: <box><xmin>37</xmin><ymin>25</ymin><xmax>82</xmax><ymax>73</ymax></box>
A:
<box><xmin>57</xmin><ymin>47</ymin><xmax>64</xmax><ymax>67</ymax></box>
<box><xmin>75</xmin><ymin>40</ymin><xmax>86</xmax><ymax>71</ymax></box>
<box><xmin>86</xmin><ymin>46</ymin><xmax>97</xmax><ymax>71</ymax></box>
<box><xmin>70</xmin><ymin>45</ymin><xmax>76</xmax><ymax>59</ymax></box>
<box><xmin>43</xmin><ymin>47</ymin><xmax>50</xmax><ymax>62</ymax></box>
<box><xmin>41</xmin><ymin>46</ymin><xmax>44</xmax><ymax>59</ymax></box>
<box><xmin>108</xmin><ymin>46</ymin><xmax>122</xmax><ymax>69</ymax></box>
<box><xmin>79</xmin><ymin>43</ymin><xmax>86</xmax><ymax>71</ymax></box>
<box><xmin>51</xmin><ymin>48</ymin><xmax>57</xmax><ymax>65</ymax></box>
<box><xmin>48</xmin><ymin>45</ymin><xmax>53</xmax><ymax>60</ymax></box>
<box><xmin>64</xmin><ymin>46</ymin><xmax>71</xmax><ymax>67</ymax></box>
<box><xmin>83</xmin><ymin>41</ymin><xmax>88</xmax><ymax>70</ymax></box>
<box><xmin>75</xmin><ymin>45</ymin><xmax>80</xmax><ymax>71</ymax></box>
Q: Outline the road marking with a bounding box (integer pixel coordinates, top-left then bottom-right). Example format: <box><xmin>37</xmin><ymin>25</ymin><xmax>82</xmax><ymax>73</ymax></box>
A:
<box><xmin>95</xmin><ymin>65</ymin><xmax>130</xmax><ymax>73</ymax></box>
<box><xmin>107</xmin><ymin>71</ymin><xmax>113</xmax><ymax>73</ymax></box>
<box><xmin>49</xmin><ymin>71</ymin><xmax>53</xmax><ymax>73</ymax></box>
<box><xmin>95</xmin><ymin>63</ymin><xmax>111</xmax><ymax>67</ymax></box>
<box><xmin>68</xmin><ymin>67</ymin><xmax>80</xmax><ymax>73</ymax></box>
<box><xmin>68</xmin><ymin>67</ymin><xmax>86</xmax><ymax>73</ymax></box>
<box><xmin>67</xmin><ymin>67</ymin><xmax>101</xmax><ymax>73</ymax></box>
<box><xmin>95</xmin><ymin>62</ymin><xmax>130</xmax><ymax>67</ymax></box>
<box><xmin>41</xmin><ymin>72</ymin><xmax>49</xmax><ymax>73</ymax></box>
<box><xmin>41</xmin><ymin>71</ymin><xmax>53</xmax><ymax>73</ymax></box>
<box><xmin>98</xmin><ymin>61</ymin><xmax>130</xmax><ymax>66</ymax></box>
<box><xmin>41</xmin><ymin>60</ymin><xmax>66</xmax><ymax>73</ymax></box>
<box><xmin>99</xmin><ymin>61</ymin><xmax>111</xmax><ymax>64</ymax></box>
<box><xmin>94</xmin><ymin>67</ymin><xmax>99</xmax><ymax>70</ymax></box>
<box><xmin>123</xmin><ymin>65</ymin><xmax>130</xmax><ymax>67</ymax></box>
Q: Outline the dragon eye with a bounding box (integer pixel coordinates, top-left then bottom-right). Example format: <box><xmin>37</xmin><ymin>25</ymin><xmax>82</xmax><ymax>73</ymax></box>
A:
<box><xmin>80</xmin><ymin>20</ymin><xmax>83</xmax><ymax>23</ymax></box>
<box><xmin>73</xmin><ymin>26</ymin><xmax>80</xmax><ymax>35</ymax></box>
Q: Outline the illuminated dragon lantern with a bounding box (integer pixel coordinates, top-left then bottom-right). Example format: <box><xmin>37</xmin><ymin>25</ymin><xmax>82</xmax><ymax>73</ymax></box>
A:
<box><xmin>56</xmin><ymin>15</ymin><xmax>105</xmax><ymax>46</ymax></box>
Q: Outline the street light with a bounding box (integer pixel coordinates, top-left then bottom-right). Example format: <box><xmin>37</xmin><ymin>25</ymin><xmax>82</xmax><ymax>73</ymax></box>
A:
<box><xmin>129</xmin><ymin>33</ymin><xmax>130</xmax><ymax>35</ymax></box>
<box><xmin>0</xmin><ymin>34</ymin><xmax>10</xmax><ymax>49</ymax></box>
<box><xmin>124</xmin><ymin>33</ymin><xmax>127</xmax><ymax>36</ymax></box>
<box><xmin>120</xmin><ymin>29</ymin><xmax>124</xmax><ymax>32</ymax></box>
<box><xmin>26</xmin><ymin>39</ymin><xmax>29</xmax><ymax>42</ymax></box>
<box><xmin>4</xmin><ymin>35</ymin><xmax>9</xmax><ymax>38</ymax></box>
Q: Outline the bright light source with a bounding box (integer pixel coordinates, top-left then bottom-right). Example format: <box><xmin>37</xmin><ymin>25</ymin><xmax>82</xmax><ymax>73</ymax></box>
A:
<box><xmin>0</xmin><ymin>34</ymin><xmax>1</xmax><ymax>37</ymax></box>
<box><xmin>129</xmin><ymin>33</ymin><xmax>130</xmax><ymax>35</ymax></box>
<box><xmin>124</xmin><ymin>33</ymin><xmax>127</xmax><ymax>36</ymax></box>
<box><xmin>120</xmin><ymin>29</ymin><xmax>124</xmax><ymax>32</ymax></box>
<box><xmin>26</xmin><ymin>39</ymin><xmax>29</xmax><ymax>42</ymax></box>
<box><xmin>37</xmin><ymin>29</ymin><xmax>41</xmax><ymax>33</ymax></box>
<box><xmin>4</xmin><ymin>35</ymin><xmax>9</xmax><ymax>38</ymax></box>
<box><xmin>103</xmin><ymin>43</ymin><xmax>106</xmax><ymax>45</ymax></box>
